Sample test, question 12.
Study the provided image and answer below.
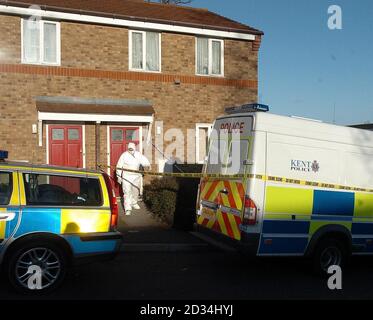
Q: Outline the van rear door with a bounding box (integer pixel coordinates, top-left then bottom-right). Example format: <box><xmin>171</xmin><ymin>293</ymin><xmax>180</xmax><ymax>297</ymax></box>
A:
<box><xmin>197</xmin><ymin>115</ymin><xmax>253</xmax><ymax>241</ymax></box>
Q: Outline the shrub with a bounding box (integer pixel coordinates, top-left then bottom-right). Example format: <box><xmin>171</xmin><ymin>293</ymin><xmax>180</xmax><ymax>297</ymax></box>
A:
<box><xmin>143</xmin><ymin>164</ymin><xmax>203</xmax><ymax>229</ymax></box>
<box><xmin>143</xmin><ymin>177</ymin><xmax>179</xmax><ymax>225</ymax></box>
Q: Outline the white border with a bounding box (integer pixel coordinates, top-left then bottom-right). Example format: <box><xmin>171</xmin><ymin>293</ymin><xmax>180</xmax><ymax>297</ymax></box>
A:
<box><xmin>1</xmin><ymin>5</ymin><xmax>256</xmax><ymax>41</ymax></box>
<box><xmin>21</xmin><ymin>18</ymin><xmax>61</xmax><ymax>66</ymax></box>
<box><xmin>195</xmin><ymin>123</ymin><xmax>212</xmax><ymax>164</ymax></box>
<box><xmin>129</xmin><ymin>30</ymin><xmax>162</xmax><ymax>73</ymax></box>
<box><xmin>38</xmin><ymin>111</ymin><xmax>153</xmax><ymax>123</ymax></box>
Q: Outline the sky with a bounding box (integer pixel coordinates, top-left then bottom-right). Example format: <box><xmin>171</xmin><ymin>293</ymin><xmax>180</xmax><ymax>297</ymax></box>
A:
<box><xmin>187</xmin><ymin>0</ymin><xmax>373</xmax><ymax>125</ymax></box>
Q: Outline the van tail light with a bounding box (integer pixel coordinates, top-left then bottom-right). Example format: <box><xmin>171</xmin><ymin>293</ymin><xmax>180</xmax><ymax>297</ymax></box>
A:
<box><xmin>243</xmin><ymin>196</ymin><xmax>257</xmax><ymax>225</ymax></box>
<box><xmin>103</xmin><ymin>173</ymin><xmax>119</xmax><ymax>229</ymax></box>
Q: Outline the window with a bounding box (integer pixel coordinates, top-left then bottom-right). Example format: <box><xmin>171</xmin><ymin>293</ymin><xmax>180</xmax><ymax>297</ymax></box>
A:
<box><xmin>23</xmin><ymin>173</ymin><xmax>102</xmax><ymax>207</ymax></box>
<box><xmin>22</xmin><ymin>19</ymin><xmax>60</xmax><ymax>65</ymax></box>
<box><xmin>196</xmin><ymin>38</ymin><xmax>224</xmax><ymax>76</ymax></box>
<box><xmin>224</xmin><ymin>140</ymin><xmax>249</xmax><ymax>175</ymax></box>
<box><xmin>129</xmin><ymin>30</ymin><xmax>161</xmax><ymax>72</ymax></box>
<box><xmin>196</xmin><ymin>124</ymin><xmax>213</xmax><ymax>164</ymax></box>
<box><xmin>0</xmin><ymin>172</ymin><xmax>13</xmax><ymax>205</ymax></box>
<box><xmin>206</xmin><ymin>139</ymin><xmax>227</xmax><ymax>174</ymax></box>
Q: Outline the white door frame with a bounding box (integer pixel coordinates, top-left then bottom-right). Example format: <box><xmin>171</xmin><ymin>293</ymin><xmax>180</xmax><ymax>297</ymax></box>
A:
<box><xmin>46</xmin><ymin>123</ymin><xmax>86</xmax><ymax>168</ymax></box>
<box><xmin>195</xmin><ymin>123</ymin><xmax>213</xmax><ymax>164</ymax></box>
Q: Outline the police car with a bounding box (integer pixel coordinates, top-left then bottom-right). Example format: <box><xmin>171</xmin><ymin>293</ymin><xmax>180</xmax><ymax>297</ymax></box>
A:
<box><xmin>0</xmin><ymin>150</ymin><xmax>122</xmax><ymax>293</ymax></box>
<box><xmin>196</xmin><ymin>104</ymin><xmax>373</xmax><ymax>275</ymax></box>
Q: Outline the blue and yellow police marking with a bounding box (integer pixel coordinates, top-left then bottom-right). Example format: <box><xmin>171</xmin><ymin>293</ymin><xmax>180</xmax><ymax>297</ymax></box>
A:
<box><xmin>16</xmin><ymin>208</ymin><xmax>111</xmax><ymax>236</ymax></box>
<box><xmin>99</xmin><ymin>175</ymin><xmax>110</xmax><ymax>208</ymax></box>
<box><xmin>63</xmin><ymin>235</ymin><xmax>117</xmax><ymax>254</ymax></box>
<box><xmin>0</xmin><ymin>208</ymin><xmax>6</xmax><ymax>240</ymax></box>
<box><xmin>61</xmin><ymin>209</ymin><xmax>111</xmax><ymax>234</ymax></box>
<box><xmin>260</xmin><ymin>186</ymin><xmax>373</xmax><ymax>255</ymax></box>
<box><xmin>264</xmin><ymin>186</ymin><xmax>314</xmax><ymax>221</ymax></box>
<box><xmin>0</xmin><ymin>172</ymin><xmax>20</xmax><ymax>242</ymax></box>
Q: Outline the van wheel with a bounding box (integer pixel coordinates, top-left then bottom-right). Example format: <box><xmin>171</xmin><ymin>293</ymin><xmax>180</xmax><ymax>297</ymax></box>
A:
<box><xmin>312</xmin><ymin>238</ymin><xmax>347</xmax><ymax>276</ymax></box>
<box><xmin>6</xmin><ymin>241</ymin><xmax>67</xmax><ymax>294</ymax></box>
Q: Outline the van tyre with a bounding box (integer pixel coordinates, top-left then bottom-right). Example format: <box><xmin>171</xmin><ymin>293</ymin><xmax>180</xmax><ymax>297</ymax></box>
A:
<box><xmin>5</xmin><ymin>240</ymin><xmax>67</xmax><ymax>294</ymax></box>
<box><xmin>312</xmin><ymin>238</ymin><xmax>348</xmax><ymax>277</ymax></box>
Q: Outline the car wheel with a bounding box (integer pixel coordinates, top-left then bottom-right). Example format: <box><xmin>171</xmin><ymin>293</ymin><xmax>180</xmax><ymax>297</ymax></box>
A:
<box><xmin>313</xmin><ymin>238</ymin><xmax>348</xmax><ymax>276</ymax></box>
<box><xmin>6</xmin><ymin>241</ymin><xmax>67</xmax><ymax>294</ymax></box>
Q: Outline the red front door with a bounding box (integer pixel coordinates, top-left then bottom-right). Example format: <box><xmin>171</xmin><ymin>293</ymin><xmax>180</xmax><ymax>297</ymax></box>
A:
<box><xmin>48</xmin><ymin>125</ymin><xmax>83</xmax><ymax>194</ymax></box>
<box><xmin>110</xmin><ymin>127</ymin><xmax>140</xmax><ymax>196</ymax></box>
<box><xmin>49</xmin><ymin>125</ymin><xmax>83</xmax><ymax>168</ymax></box>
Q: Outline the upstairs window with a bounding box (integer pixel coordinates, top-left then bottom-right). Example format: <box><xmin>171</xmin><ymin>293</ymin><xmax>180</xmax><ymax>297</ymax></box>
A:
<box><xmin>22</xmin><ymin>19</ymin><xmax>60</xmax><ymax>65</ymax></box>
<box><xmin>196</xmin><ymin>38</ymin><xmax>224</xmax><ymax>76</ymax></box>
<box><xmin>129</xmin><ymin>30</ymin><xmax>161</xmax><ymax>72</ymax></box>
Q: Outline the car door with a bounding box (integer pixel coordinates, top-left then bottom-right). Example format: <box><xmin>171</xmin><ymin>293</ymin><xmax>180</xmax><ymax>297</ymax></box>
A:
<box><xmin>0</xmin><ymin>170</ymin><xmax>21</xmax><ymax>253</ymax></box>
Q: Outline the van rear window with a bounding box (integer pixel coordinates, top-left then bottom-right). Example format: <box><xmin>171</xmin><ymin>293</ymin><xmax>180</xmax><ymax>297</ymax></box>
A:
<box><xmin>206</xmin><ymin>139</ymin><xmax>249</xmax><ymax>175</ymax></box>
<box><xmin>0</xmin><ymin>172</ymin><xmax>12</xmax><ymax>205</ymax></box>
<box><xmin>23</xmin><ymin>173</ymin><xmax>102</xmax><ymax>207</ymax></box>
<box><xmin>205</xmin><ymin>117</ymin><xmax>253</xmax><ymax>175</ymax></box>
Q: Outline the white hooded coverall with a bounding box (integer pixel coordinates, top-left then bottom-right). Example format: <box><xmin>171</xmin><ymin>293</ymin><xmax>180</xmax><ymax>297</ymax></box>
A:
<box><xmin>116</xmin><ymin>144</ymin><xmax>150</xmax><ymax>211</ymax></box>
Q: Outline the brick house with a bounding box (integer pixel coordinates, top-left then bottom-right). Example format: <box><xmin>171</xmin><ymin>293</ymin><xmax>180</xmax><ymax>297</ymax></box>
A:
<box><xmin>0</xmin><ymin>0</ymin><xmax>263</xmax><ymax>182</ymax></box>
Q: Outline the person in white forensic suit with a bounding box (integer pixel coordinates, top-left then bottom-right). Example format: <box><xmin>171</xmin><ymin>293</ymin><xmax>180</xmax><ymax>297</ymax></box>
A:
<box><xmin>116</xmin><ymin>142</ymin><xmax>150</xmax><ymax>215</ymax></box>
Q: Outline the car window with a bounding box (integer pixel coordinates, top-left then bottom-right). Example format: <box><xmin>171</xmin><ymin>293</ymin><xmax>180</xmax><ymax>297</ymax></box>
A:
<box><xmin>0</xmin><ymin>171</ymin><xmax>13</xmax><ymax>205</ymax></box>
<box><xmin>23</xmin><ymin>173</ymin><xmax>102</xmax><ymax>207</ymax></box>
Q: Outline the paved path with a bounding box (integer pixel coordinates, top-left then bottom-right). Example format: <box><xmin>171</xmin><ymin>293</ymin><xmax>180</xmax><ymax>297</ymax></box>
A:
<box><xmin>117</xmin><ymin>201</ymin><xmax>205</xmax><ymax>246</ymax></box>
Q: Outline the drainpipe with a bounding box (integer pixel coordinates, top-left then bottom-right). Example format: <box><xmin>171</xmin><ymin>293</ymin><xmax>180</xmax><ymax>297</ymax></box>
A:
<box><xmin>95</xmin><ymin>121</ymin><xmax>101</xmax><ymax>170</ymax></box>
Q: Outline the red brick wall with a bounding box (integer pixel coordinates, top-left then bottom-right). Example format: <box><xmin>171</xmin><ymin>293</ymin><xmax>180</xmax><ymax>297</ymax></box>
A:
<box><xmin>0</xmin><ymin>14</ymin><xmax>259</xmax><ymax>169</ymax></box>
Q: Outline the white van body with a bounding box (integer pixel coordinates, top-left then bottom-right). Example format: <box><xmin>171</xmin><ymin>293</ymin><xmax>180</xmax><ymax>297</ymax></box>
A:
<box><xmin>196</xmin><ymin>108</ymin><xmax>373</xmax><ymax>261</ymax></box>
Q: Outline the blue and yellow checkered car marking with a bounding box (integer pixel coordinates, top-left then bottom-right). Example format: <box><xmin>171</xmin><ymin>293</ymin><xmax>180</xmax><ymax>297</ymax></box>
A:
<box><xmin>0</xmin><ymin>165</ymin><xmax>119</xmax><ymax>258</ymax></box>
<box><xmin>61</xmin><ymin>209</ymin><xmax>111</xmax><ymax>234</ymax></box>
<box><xmin>14</xmin><ymin>207</ymin><xmax>112</xmax><ymax>254</ymax></box>
<box><xmin>260</xmin><ymin>186</ymin><xmax>373</xmax><ymax>255</ymax></box>
<box><xmin>0</xmin><ymin>208</ymin><xmax>6</xmax><ymax>240</ymax></box>
<box><xmin>0</xmin><ymin>172</ymin><xmax>20</xmax><ymax>242</ymax></box>
<box><xmin>16</xmin><ymin>208</ymin><xmax>111</xmax><ymax>235</ymax></box>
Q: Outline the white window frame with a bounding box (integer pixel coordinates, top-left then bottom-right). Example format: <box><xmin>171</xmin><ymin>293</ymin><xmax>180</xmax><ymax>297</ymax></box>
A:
<box><xmin>195</xmin><ymin>38</ymin><xmax>224</xmax><ymax>77</ymax></box>
<box><xmin>129</xmin><ymin>30</ymin><xmax>162</xmax><ymax>73</ymax></box>
<box><xmin>196</xmin><ymin>123</ymin><xmax>213</xmax><ymax>164</ymax></box>
<box><xmin>21</xmin><ymin>18</ymin><xmax>61</xmax><ymax>66</ymax></box>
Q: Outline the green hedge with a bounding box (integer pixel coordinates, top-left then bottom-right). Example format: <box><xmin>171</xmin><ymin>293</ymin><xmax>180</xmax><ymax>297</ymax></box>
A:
<box><xmin>143</xmin><ymin>177</ymin><xmax>179</xmax><ymax>225</ymax></box>
<box><xmin>143</xmin><ymin>164</ymin><xmax>203</xmax><ymax>229</ymax></box>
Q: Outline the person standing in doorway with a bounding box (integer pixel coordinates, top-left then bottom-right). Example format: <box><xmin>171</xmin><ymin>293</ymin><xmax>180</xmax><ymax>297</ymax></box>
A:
<box><xmin>116</xmin><ymin>142</ymin><xmax>150</xmax><ymax>215</ymax></box>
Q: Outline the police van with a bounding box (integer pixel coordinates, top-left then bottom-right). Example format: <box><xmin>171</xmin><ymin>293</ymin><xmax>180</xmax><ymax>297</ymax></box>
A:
<box><xmin>0</xmin><ymin>151</ymin><xmax>122</xmax><ymax>293</ymax></box>
<box><xmin>196</xmin><ymin>104</ymin><xmax>373</xmax><ymax>274</ymax></box>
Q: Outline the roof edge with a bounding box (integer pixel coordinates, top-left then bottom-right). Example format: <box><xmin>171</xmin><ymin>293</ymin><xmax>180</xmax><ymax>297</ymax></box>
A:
<box><xmin>0</xmin><ymin>0</ymin><xmax>263</xmax><ymax>35</ymax></box>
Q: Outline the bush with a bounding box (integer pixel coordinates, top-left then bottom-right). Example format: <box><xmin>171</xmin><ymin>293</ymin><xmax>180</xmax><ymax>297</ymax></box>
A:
<box><xmin>143</xmin><ymin>164</ymin><xmax>203</xmax><ymax>229</ymax></box>
<box><xmin>143</xmin><ymin>177</ymin><xmax>179</xmax><ymax>225</ymax></box>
